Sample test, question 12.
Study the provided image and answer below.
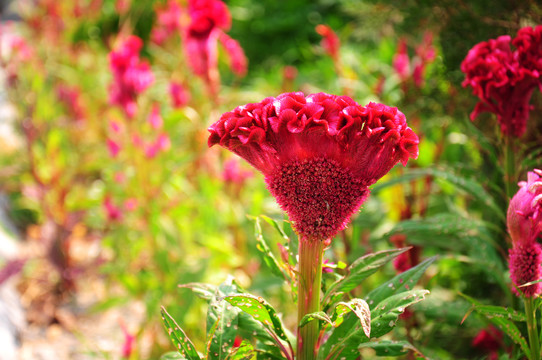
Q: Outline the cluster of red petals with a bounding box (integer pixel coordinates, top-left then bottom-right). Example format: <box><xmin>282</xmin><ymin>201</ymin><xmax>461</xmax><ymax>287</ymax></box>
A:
<box><xmin>209</xmin><ymin>92</ymin><xmax>419</xmax><ymax>240</ymax></box>
<box><xmin>393</xmin><ymin>32</ymin><xmax>436</xmax><ymax>88</ymax></box>
<box><xmin>316</xmin><ymin>24</ymin><xmax>340</xmax><ymax>62</ymax></box>
<box><xmin>472</xmin><ymin>326</ymin><xmax>503</xmax><ymax>360</ymax></box>
<box><xmin>56</xmin><ymin>84</ymin><xmax>86</xmax><ymax>122</ymax></box>
<box><xmin>151</xmin><ymin>0</ymin><xmax>183</xmax><ymax>45</ymax></box>
<box><xmin>183</xmin><ymin>0</ymin><xmax>247</xmax><ymax>93</ymax></box>
<box><xmin>507</xmin><ymin>169</ymin><xmax>542</xmax><ymax>297</ymax></box>
<box><xmin>461</xmin><ymin>26</ymin><xmax>542</xmax><ymax>137</ymax></box>
<box><xmin>109</xmin><ymin>36</ymin><xmax>154</xmax><ymax>118</ymax></box>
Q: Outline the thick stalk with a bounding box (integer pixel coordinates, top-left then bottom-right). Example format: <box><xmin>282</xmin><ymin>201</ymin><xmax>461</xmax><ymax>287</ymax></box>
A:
<box><xmin>297</xmin><ymin>238</ymin><xmax>325</xmax><ymax>360</ymax></box>
<box><xmin>525</xmin><ymin>297</ymin><xmax>540</xmax><ymax>360</ymax></box>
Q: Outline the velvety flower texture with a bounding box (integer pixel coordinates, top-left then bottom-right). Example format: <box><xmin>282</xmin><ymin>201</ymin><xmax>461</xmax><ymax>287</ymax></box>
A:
<box><xmin>509</xmin><ymin>243</ymin><xmax>542</xmax><ymax>297</ymax></box>
<box><xmin>109</xmin><ymin>36</ymin><xmax>154</xmax><ymax>118</ymax></box>
<box><xmin>208</xmin><ymin>92</ymin><xmax>419</xmax><ymax>240</ymax></box>
<box><xmin>507</xmin><ymin>169</ymin><xmax>542</xmax><ymax>297</ymax></box>
<box><xmin>461</xmin><ymin>26</ymin><xmax>542</xmax><ymax>137</ymax></box>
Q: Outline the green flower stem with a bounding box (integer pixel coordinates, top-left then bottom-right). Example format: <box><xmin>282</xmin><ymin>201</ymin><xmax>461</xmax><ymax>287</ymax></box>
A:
<box><xmin>525</xmin><ymin>297</ymin><xmax>540</xmax><ymax>360</ymax></box>
<box><xmin>297</xmin><ymin>238</ymin><xmax>326</xmax><ymax>360</ymax></box>
<box><xmin>504</xmin><ymin>135</ymin><xmax>517</xmax><ymax>200</ymax></box>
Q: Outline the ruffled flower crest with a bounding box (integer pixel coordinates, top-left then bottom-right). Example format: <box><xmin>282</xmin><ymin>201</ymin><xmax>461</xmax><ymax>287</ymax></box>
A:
<box><xmin>209</xmin><ymin>92</ymin><xmax>419</xmax><ymax>240</ymax></box>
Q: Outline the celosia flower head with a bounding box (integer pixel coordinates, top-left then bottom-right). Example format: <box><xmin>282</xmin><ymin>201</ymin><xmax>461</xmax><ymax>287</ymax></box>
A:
<box><xmin>509</xmin><ymin>242</ymin><xmax>542</xmax><ymax>297</ymax></box>
<box><xmin>507</xmin><ymin>169</ymin><xmax>542</xmax><ymax>246</ymax></box>
<box><xmin>209</xmin><ymin>92</ymin><xmax>419</xmax><ymax>240</ymax></box>
<box><xmin>461</xmin><ymin>26</ymin><xmax>542</xmax><ymax>137</ymax></box>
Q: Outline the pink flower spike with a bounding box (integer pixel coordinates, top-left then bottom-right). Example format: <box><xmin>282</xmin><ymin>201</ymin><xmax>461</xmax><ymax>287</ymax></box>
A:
<box><xmin>509</xmin><ymin>242</ymin><xmax>542</xmax><ymax>297</ymax></box>
<box><xmin>507</xmin><ymin>169</ymin><xmax>542</xmax><ymax>246</ymax></box>
<box><xmin>148</xmin><ymin>104</ymin><xmax>163</xmax><ymax>129</ymax></box>
<box><xmin>316</xmin><ymin>24</ymin><xmax>340</xmax><ymax>62</ymax></box>
<box><xmin>169</xmin><ymin>82</ymin><xmax>190</xmax><ymax>108</ymax></box>
<box><xmin>209</xmin><ymin>92</ymin><xmax>419</xmax><ymax>241</ymax></box>
<box><xmin>218</xmin><ymin>32</ymin><xmax>248</xmax><ymax>76</ymax></box>
<box><xmin>104</xmin><ymin>196</ymin><xmax>122</xmax><ymax>221</ymax></box>
<box><xmin>119</xmin><ymin>322</ymin><xmax>136</xmax><ymax>358</ymax></box>
<box><xmin>393</xmin><ymin>39</ymin><xmax>410</xmax><ymax>82</ymax></box>
<box><xmin>109</xmin><ymin>35</ymin><xmax>154</xmax><ymax>118</ymax></box>
<box><xmin>107</xmin><ymin>139</ymin><xmax>121</xmax><ymax>158</ymax></box>
<box><xmin>151</xmin><ymin>0</ymin><xmax>183</xmax><ymax>45</ymax></box>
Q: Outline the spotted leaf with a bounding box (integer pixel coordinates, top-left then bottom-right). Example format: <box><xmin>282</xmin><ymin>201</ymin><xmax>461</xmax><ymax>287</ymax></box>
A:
<box><xmin>161</xmin><ymin>306</ymin><xmax>202</xmax><ymax>360</ymax></box>
<box><xmin>322</xmin><ymin>248</ymin><xmax>410</xmax><ymax>307</ymax></box>
<box><xmin>224</xmin><ymin>294</ymin><xmax>290</xmax><ymax>345</ymax></box>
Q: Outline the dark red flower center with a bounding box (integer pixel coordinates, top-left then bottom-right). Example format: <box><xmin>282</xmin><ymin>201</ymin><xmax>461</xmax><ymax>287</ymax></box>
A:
<box><xmin>266</xmin><ymin>157</ymin><xmax>369</xmax><ymax>241</ymax></box>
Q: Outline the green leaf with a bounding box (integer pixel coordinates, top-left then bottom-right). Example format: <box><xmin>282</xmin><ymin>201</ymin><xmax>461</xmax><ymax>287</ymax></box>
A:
<box><xmin>460</xmin><ymin>294</ymin><xmax>531</xmax><ymax>358</ymax></box>
<box><xmin>161</xmin><ymin>306</ymin><xmax>202</xmax><ymax>360</ymax></box>
<box><xmin>372</xmin><ymin>167</ymin><xmax>505</xmax><ymax>221</ymax></box>
<box><xmin>226</xmin><ymin>340</ymin><xmax>256</xmax><ymax>360</ymax></box>
<box><xmin>224</xmin><ymin>294</ymin><xmax>290</xmax><ymax>344</ymax></box>
<box><xmin>359</xmin><ymin>340</ymin><xmax>421</xmax><ymax>357</ymax></box>
<box><xmin>370</xmin><ymin>289</ymin><xmax>430</xmax><ymax>338</ymax></box>
<box><xmin>473</xmin><ymin>305</ymin><xmax>526</xmax><ymax>322</ymax></box>
<box><xmin>299</xmin><ymin>311</ymin><xmax>334</xmax><ymax>328</ymax></box>
<box><xmin>250</xmin><ymin>216</ymin><xmax>288</xmax><ymax>280</ymax></box>
<box><xmin>488</xmin><ymin>317</ymin><xmax>531</xmax><ymax>359</ymax></box>
<box><xmin>334</xmin><ymin>299</ymin><xmax>371</xmax><ymax>337</ymax></box>
<box><xmin>319</xmin><ymin>290</ymin><xmax>428</xmax><ymax>360</ymax></box>
<box><xmin>322</xmin><ymin>248</ymin><xmax>410</xmax><ymax>307</ymax></box>
<box><xmin>161</xmin><ymin>351</ymin><xmax>187</xmax><ymax>360</ymax></box>
<box><xmin>179</xmin><ymin>282</ymin><xmax>216</xmax><ymax>301</ymax></box>
<box><xmin>365</xmin><ymin>257</ymin><xmax>436</xmax><ymax>308</ymax></box>
<box><xmin>205</xmin><ymin>291</ymin><xmax>239</xmax><ymax>359</ymax></box>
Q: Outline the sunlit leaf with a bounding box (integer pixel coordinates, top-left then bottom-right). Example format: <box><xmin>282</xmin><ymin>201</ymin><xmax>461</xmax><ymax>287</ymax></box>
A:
<box><xmin>249</xmin><ymin>216</ymin><xmax>288</xmax><ymax>280</ymax></box>
<box><xmin>334</xmin><ymin>299</ymin><xmax>371</xmax><ymax>337</ymax></box>
<box><xmin>299</xmin><ymin>311</ymin><xmax>334</xmax><ymax>328</ymax></box>
<box><xmin>322</xmin><ymin>248</ymin><xmax>410</xmax><ymax>307</ymax></box>
<box><xmin>359</xmin><ymin>340</ymin><xmax>425</xmax><ymax>357</ymax></box>
<box><xmin>365</xmin><ymin>257</ymin><xmax>436</xmax><ymax>308</ymax></box>
<box><xmin>161</xmin><ymin>306</ymin><xmax>202</xmax><ymax>360</ymax></box>
<box><xmin>224</xmin><ymin>294</ymin><xmax>290</xmax><ymax>344</ymax></box>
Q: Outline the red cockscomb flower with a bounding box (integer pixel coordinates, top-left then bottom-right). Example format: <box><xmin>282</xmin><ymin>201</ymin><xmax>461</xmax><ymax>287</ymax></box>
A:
<box><xmin>109</xmin><ymin>36</ymin><xmax>154</xmax><ymax>118</ymax></box>
<box><xmin>508</xmin><ymin>169</ymin><xmax>542</xmax><ymax>297</ymax></box>
<box><xmin>461</xmin><ymin>26</ymin><xmax>542</xmax><ymax>138</ymax></box>
<box><xmin>208</xmin><ymin>92</ymin><xmax>419</xmax><ymax>241</ymax></box>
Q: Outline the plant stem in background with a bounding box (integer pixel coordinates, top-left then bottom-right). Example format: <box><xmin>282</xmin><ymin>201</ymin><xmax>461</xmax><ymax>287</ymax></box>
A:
<box><xmin>504</xmin><ymin>135</ymin><xmax>517</xmax><ymax>201</ymax></box>
<box><xmin>297</xmin><ymin>238</ymin><xmax>325</xmax><ymax>360</ymax></box>
<box><xmin>525</xmin><ymin>297</ymin><xmax>540</xmax><ymax>360</ymax></box>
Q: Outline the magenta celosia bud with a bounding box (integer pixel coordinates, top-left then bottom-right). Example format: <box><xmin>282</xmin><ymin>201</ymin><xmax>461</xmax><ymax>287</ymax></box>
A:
<box><xmin>509</xmin><ymin>242</ymin><xmax>542</xmax><ymax>297</ymax></box>
<box><xmin>208</xmin><ymin>92</ymin><xmax>419</xmax><ymax>241</ymax></box>
<box><xmin>507</xmin><ymin>169</ymin><xmax>542</xmax><ymax>246</ymax></box>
